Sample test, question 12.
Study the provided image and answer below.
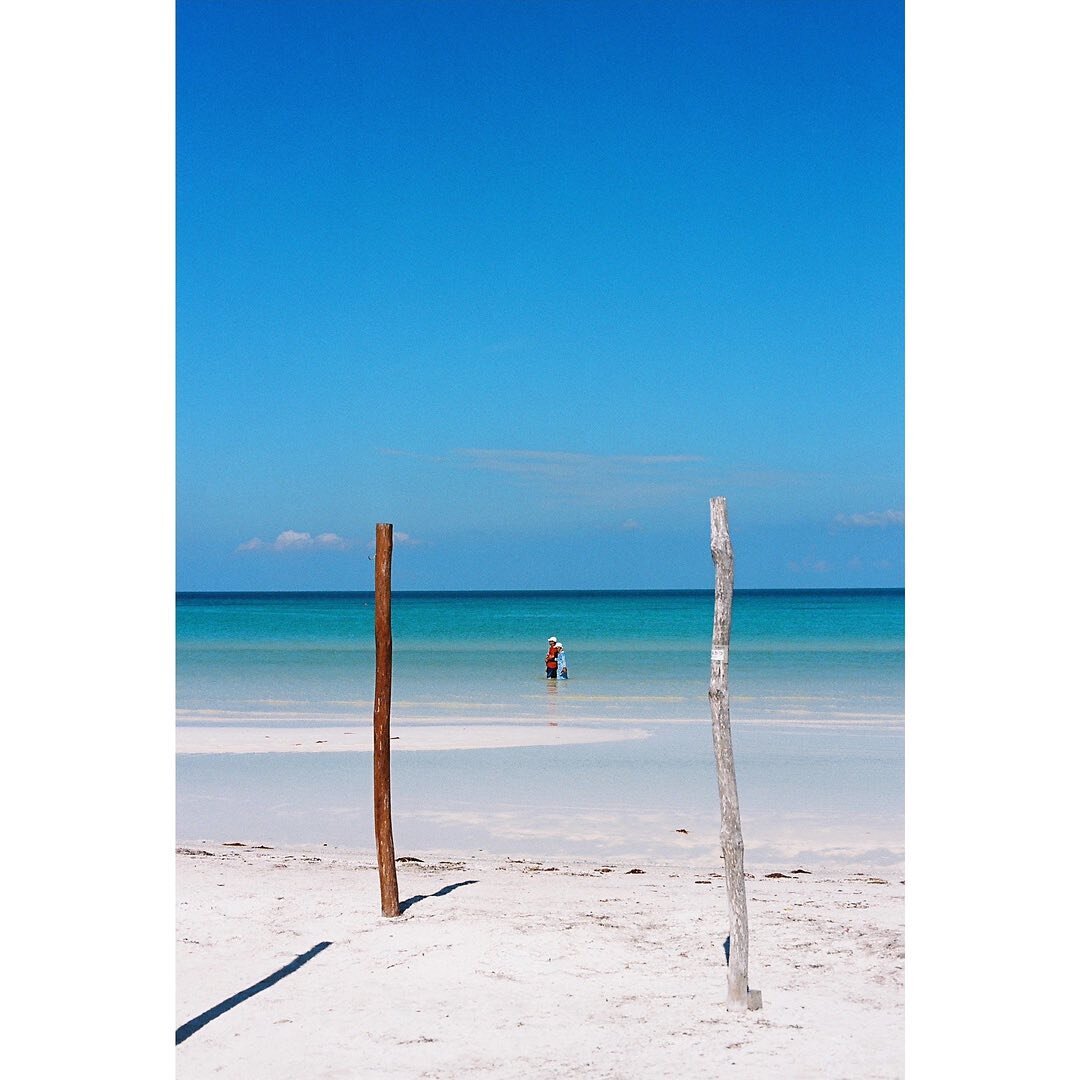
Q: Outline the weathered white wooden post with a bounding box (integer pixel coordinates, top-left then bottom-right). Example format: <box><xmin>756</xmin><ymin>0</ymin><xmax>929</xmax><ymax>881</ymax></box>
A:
<box><xmin>709</xmin><ymin>496</ymin><xmax>761</xmax><ymax>1011</ymax></box>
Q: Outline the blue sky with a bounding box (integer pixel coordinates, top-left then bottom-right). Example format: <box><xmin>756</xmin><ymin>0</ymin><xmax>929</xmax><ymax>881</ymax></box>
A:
<box><xmin>177</xmin><ymin>0</ymin><xmax>903</xmax><ymax>590</ymax></box>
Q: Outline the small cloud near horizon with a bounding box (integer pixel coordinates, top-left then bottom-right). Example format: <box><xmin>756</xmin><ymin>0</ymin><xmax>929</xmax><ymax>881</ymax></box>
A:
<box><xmin>833</xmin><ymin>510</ymin><xmax>904</xmax><ymax>529</ymax></box>
<box><xmin>364</xmin><ymin>530</ymin><xmax>425</xmax><ymax>551</ymax></box>
<box><xmin>236</xmin><ymin>530</ymin><xmax>355</xmax><ymax>554</ymax></box>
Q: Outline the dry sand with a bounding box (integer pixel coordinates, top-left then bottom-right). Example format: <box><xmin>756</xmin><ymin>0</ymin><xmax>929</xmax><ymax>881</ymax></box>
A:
<box><xmin>176</xmin><ymin>842</ymin><xmax>904</xmax><ymax>1078</ymax></box>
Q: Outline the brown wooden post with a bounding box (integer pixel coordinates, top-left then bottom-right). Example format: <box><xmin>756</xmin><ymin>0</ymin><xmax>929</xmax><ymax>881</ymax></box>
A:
<box><xmin>709</xmin><ymin>497</ymin><xmax>761</xmax><ymax>1011</ymax></box>
<box><xmin>373</xmin><ymin>522</ymin><xmax>400</xmax><ymax>917</ymax></box>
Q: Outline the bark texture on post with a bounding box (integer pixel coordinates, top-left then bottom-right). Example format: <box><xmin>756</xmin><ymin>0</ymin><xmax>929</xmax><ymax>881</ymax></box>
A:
<box><xmin>709</xmin><ymin>497</ymin><xmax>759</xmax><ymax>1010</ymax></box>
<box><xmin>373</xmin><ymin>522</ymin><xmax>400</xmax><ymax>917</ymax></box>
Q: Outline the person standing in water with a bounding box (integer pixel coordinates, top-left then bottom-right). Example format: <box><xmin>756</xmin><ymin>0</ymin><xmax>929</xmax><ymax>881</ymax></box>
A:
<box><xmin>555</xmin><ymin>641</ymin><xmax>568</xmax><ymax>679</ymax></box>
<box><xmin>545</xmin><ymin>636</ymin><xmax>559</xmax><ymax>678</ymax></box>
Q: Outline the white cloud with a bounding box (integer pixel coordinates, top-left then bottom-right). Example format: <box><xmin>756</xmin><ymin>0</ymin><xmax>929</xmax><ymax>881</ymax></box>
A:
<box><xmin>364</xmin><ymin>530</ymin><xmax>425</xmax><ymax>552</ymax></box>
<box><xmin>272</xmin><ymin>530</ymin><xmax>313</xmax><ymax>550</ymax></box>
<box><xmin>833</xmin><ymin>510</ymin><xmax>905</xmax><ymax>529</ymax></box>
<box><xmin>621</xmin><ymin>519</ymin><xmax>641</xmax><ymax>531</ymax></box>
<box><xmin>236</xmin><ymin>530</ymin><xmax>356</xmax><ymax>554</ymax></box>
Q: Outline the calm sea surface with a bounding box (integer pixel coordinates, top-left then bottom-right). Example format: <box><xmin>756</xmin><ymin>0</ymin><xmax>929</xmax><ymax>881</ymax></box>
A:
<box><xmin>176</xmin><ymin>590</ymin><xmax>904</xmax><ymax>865</ymax></box>
<box><xmin>176</xmin><ymin>589</ymin><xmax>903</xmax><ymax>727</ymax></box>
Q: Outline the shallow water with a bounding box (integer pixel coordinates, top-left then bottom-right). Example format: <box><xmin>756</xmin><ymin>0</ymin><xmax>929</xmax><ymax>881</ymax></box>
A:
<box><xmin>177</xmin><ymin>589</ymin><xmax>903</xmax><ymax>725</ymax></box>
<box><xmin>176</xmin><ymin>591</ymin><xmax>904</xmax><ymax>867</ymax></box>
<box><xmin>176</xmin><ymin>721</ymin><xmax>903</xmax><ymax>867</ymax></box>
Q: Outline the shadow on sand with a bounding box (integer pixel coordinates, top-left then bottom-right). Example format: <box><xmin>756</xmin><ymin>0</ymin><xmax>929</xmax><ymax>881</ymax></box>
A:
<box><xmin>399</xmin><ymin>879</ymin><xmax>479</xmax><ymax>913</ymax></box>
<box><xmin>176</xmin><ymin>940</ymin><xmax>332</xmax><ymax>1045</ymax></box>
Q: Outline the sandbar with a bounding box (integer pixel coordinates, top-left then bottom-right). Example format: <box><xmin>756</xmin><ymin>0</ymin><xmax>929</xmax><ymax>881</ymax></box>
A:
<box><xmin>175</xmin><ymin>722</ymin><xmax>650</xmax><ymax>755</ymax></box>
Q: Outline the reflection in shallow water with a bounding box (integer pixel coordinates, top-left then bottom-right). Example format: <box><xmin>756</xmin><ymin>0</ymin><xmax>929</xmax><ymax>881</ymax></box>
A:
<box><xmin>176</xmin><ymin>721</ymin><xmax>903</xmax><ymax>869</ymax></box>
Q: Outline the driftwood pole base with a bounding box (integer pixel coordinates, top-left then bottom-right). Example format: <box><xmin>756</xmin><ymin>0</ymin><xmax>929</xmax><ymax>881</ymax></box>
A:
<box><xmin>709</xmin><ymin>497</ymin><xmax>761</xmax><ymax>1011</ymax></box>
<box><xmin>373</xmin><ymin>522</ymin><xmax>400</xmax><ymax>917</ymax></box>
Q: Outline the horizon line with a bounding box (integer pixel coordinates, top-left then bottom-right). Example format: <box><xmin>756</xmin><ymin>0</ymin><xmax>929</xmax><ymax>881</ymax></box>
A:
<box><xmin>177</xmin><ymin>586</ymin><xmax>904</xmax><ymax>596</ymax></box>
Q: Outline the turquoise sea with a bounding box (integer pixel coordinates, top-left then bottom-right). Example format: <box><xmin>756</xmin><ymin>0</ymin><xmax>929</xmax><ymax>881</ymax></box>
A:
<box><xmin>176</xmin><ymin>590</ymin><xmax>904</xmax><ymax>867</ymax></box>
<box><xmin>177</xmin><ymin>589</ymin><xmax>903</xmax><ymax>726</ymax></box>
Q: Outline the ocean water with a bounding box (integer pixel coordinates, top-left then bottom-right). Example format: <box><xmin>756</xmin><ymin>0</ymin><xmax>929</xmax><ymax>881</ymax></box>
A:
<box><xmin>177</xmin><ymin>589</ymin><xmax>903</xmax><ymax>727</ymax></box>
<box><xmin>176</xmin><ymin>590</ymin><xmax>904</xmax><ymax>867</ymax></box>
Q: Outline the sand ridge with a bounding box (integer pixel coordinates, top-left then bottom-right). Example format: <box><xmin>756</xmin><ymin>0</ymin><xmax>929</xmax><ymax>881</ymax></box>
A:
<box><xmin>175</xmin><ymin>722</ymin><xmax>652</xmax><ymax>755</ymax></box>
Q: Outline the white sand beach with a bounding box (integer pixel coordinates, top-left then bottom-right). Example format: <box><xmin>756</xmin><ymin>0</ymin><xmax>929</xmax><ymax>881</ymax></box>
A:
<box><xmin>176</xmin><ymin>842</ymin><xmax>904</xmax><ymax>1078</ymax></box>
<box><xmin>175</xmin><ymin>662</ymin><xmax>904</xmax><ymax>1076</ymax></box>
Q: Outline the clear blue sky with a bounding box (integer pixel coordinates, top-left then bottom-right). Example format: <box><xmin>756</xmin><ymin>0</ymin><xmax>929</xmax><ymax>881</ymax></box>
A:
<box><xmin>177</xmin><ymin>0</ymin><xmax>903</xmax><ymax>591</ymax></box>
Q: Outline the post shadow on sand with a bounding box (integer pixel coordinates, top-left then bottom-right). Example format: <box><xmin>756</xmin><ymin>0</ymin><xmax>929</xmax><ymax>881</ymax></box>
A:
<box><xmin>398</xmin><ymin>879</ymin><xmax>478</xmax><ymax>914</ymax></box>
<box><xmin>176</xmin><ymin>941</ymin><xmax>332</xmax><ymax>1045</ymax></box>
